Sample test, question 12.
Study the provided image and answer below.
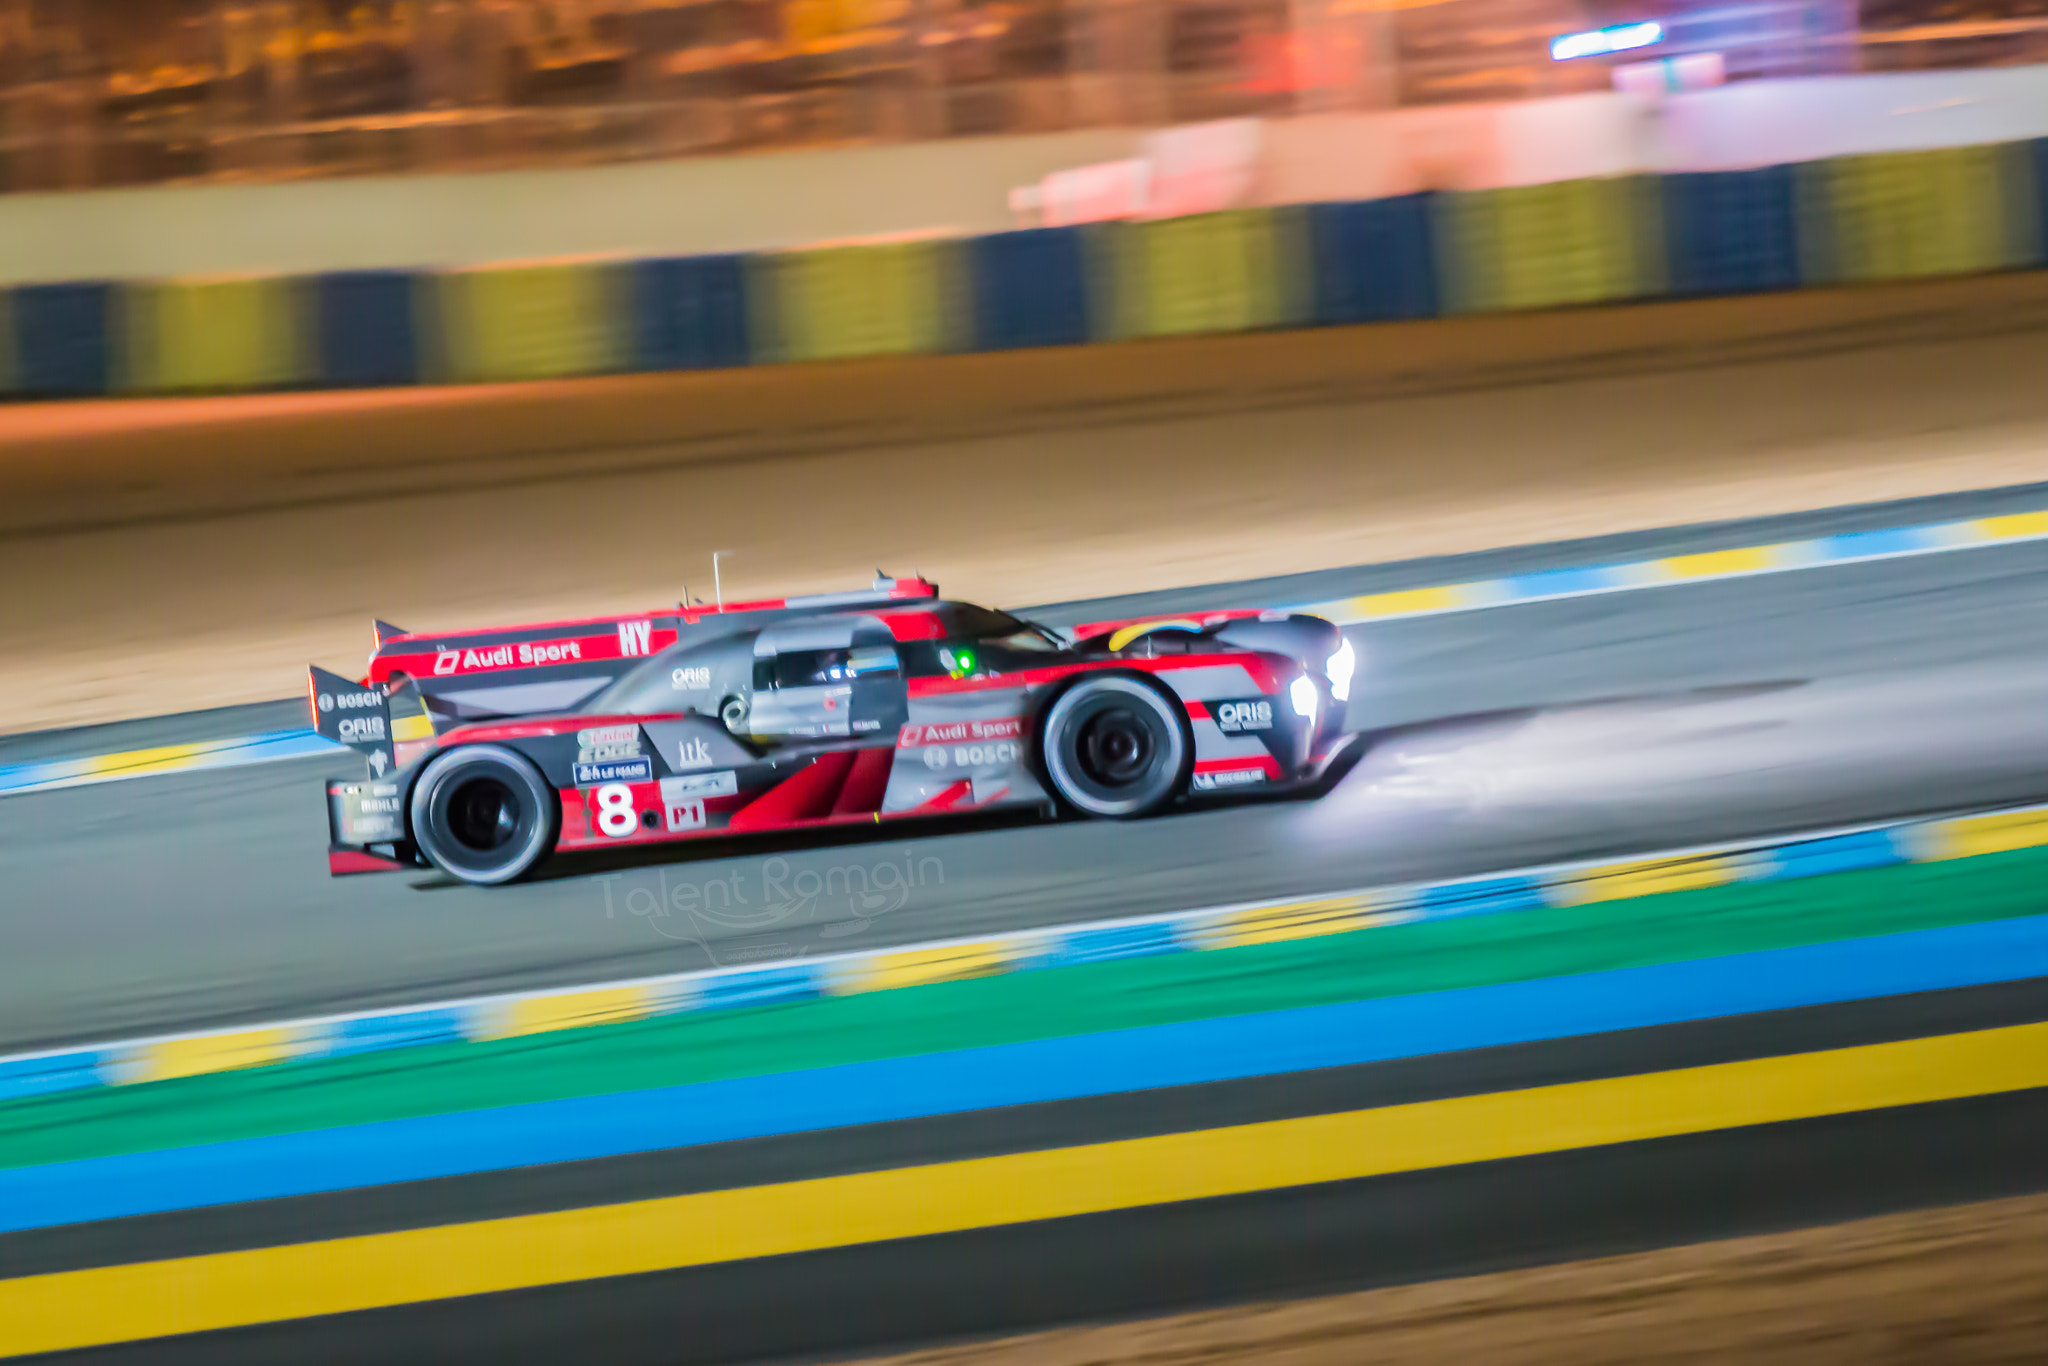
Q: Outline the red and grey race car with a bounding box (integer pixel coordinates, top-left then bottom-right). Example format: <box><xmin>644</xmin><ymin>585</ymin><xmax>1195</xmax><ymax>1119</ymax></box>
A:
<box><xmin>310</xmin><ymin>576</ymin><xmax>1359</xmax><ymax>885</ymax></box>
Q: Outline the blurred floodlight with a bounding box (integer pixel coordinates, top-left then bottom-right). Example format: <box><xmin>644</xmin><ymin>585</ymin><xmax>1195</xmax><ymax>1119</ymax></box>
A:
<box><xmin>1550</xmin><ymin>21</ymin><xmax>1664</xmax><ymax>61</ymax></box>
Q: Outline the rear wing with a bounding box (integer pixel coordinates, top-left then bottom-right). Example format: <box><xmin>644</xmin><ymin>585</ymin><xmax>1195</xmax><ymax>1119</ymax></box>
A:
<box><xmin>357</xmin><ymin>576</ymin><xmax>940</xmax><ymax>732</ymax></box>
<box><xmin>307</xmin><ymin>666</ymin><xmax>400</xmax><ymax>778</ymax></box>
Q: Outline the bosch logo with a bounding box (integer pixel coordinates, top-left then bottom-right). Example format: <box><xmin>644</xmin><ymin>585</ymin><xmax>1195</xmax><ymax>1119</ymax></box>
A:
<box><xmin>1216</xmin><ymin>700</ymin><xmax>1274</xmax><ymax>733</ymax></box>
<box><xmin>317</xmin><ymin>694</ymin><xmax>333</xmax><ymax>713</ymax></box>
<box><xmin>923</xmin><ymin>746</ymin><xmax>950</xmax><ymax>771</ymax></box>
<box><xmin>332</xmin><ymin>690</ymin><xmax>381</xmax><ymax>710</ymax></box>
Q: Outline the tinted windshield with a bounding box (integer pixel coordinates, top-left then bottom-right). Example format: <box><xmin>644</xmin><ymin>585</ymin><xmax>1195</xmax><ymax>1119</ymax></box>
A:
<box><xmin>940</xmin><ymin>606</ymin><xmax>1064</xmax><ymax>651</ymax></box>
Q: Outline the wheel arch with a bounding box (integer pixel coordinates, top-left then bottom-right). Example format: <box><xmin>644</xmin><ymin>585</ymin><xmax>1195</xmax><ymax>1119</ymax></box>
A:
<box><xmin>1032</xmin><ymin>667</ymin><xmax>1196</xmax><ymax>815</ymax></box>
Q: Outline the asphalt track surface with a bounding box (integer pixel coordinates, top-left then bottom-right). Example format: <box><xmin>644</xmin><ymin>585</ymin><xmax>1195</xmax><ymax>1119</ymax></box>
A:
<box><xmin>8</xmin><ymin>480</ymin><xmax>2048</xmax><ymax>1051</ymax></box>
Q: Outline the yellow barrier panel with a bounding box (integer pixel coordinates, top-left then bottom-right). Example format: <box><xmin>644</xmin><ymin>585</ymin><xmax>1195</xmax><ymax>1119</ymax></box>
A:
<box><xmin>433</xmin><ymin>262</ymin><xmax>624</xmax><ymax>382</ymax></box>
<box><xmin>1810</xmin><ymin>145</ymin><xmax>2036</xmax><ymax>284</ymax></box>
<box><xmin>136</xmin><ymin>1027</ymin><xmax>295</xmax><ymax>1084</ymax></box>
<box><xmin>489</xmin><ymin>985</ymin><xmax>653</xmax><ymax>1040</ymax></box>
<box><xmin>1194</xmin><ymin>893</ymin><xmax>1393</xmax><ymax>950</ymax></box>
<box><xmin>755</xmin><ymin>240</ymin><xmax>962</xmax><ymax>364</ymax></box>
<box><xmin>1921</xmin><ymin>808</ymin><xmax>2048</xmax><ymax>862</ymax></box>
<box><xmin>120</xmin><ymin>277</ymin><xmax>309</xmax><ymax>392</ymax></box>
<box><xmin>841</xmin><ymin>939</ymin><xmax>1019</xmax><ymax>994</ymax></box>
<box><xmin>1439</xmin><ymin>178</ymin><xmax>1658</xmax><ymax>314</ymax></box>
<box><xmin>1105</xmin><ymin>208</ymin><xmax>1304</xmax><ymax>340</ymax></box>
<box><xmin>1552</xmin><ymin>855</ymin><xmax>1736</xmax><ymax>907</ymax></box>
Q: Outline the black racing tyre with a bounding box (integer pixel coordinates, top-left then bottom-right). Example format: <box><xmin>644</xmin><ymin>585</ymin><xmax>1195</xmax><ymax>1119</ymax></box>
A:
<box><xmin>409</xmin><ymin>745</ymin><xmax>556</xmax><ymax>886</ymax></box>
<box><xmin>1040</xmin><ymin>675</ymin><xmax>1190</xmax><ymax>819</ymax></box>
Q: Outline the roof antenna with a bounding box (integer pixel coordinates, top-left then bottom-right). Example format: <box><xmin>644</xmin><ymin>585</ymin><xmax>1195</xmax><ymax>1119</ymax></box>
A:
<box><xmin>712</xmin><ymin>550</ymin><xmax>734</xmax><ymax>611</ymax></box>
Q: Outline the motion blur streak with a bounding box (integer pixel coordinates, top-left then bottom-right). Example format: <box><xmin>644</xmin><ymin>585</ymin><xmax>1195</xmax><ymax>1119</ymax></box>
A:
<box><xmin>3</xmin><ymin>1021</ymin><xmax>2042</xmax><ymax>1357</ymax></box>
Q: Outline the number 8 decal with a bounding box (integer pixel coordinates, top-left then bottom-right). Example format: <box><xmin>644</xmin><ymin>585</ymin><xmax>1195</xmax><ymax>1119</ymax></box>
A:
<box><xmin>594</xmin><ymin>783</ymin><xmax>637</xmax><ymax>837</ymax></box>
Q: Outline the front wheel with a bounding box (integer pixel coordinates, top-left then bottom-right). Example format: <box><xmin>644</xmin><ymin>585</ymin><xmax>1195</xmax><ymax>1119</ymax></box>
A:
<box><xmin>409</xmin><ymin>745</ymin><xmax>557</xmax><ymax>885</ymax></box>
<box><xmin>1040</xmin><ymin>675</ymin><xmax>1189</xmax><ymax>818</ymax></box>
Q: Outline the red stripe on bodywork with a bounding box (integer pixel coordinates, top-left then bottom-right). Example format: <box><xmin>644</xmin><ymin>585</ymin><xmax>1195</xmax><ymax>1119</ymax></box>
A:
<box><xmin>1183</xmin><ymin>700</ymin><xmax>1212</xmax><ymax>720</ymax></box>
<box><xmin>328</xmin><ymin>848</ymin><xmax>406</xmax><ymax>875</ymax></box>
<box><xmin>728</xmin><ymin>750</ymin><xmax>858</xmax><ymax>830</ymax></box>
<box><xmin>912</xmin><ymin>779</ymin><xmax>974</xmax><ymax>812</ymax></box>
<box><xmin>1195</xmin><ymin>754</ymin><xmax>1283</xmax><ymax>778</ymax></box>
<box><xmin>830</xmin><ymin>746</ymin><xmax>895</xmax><ymax>816</ymax></box>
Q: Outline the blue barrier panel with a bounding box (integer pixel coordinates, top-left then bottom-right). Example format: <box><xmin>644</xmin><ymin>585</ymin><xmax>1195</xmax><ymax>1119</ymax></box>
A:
<box><xmin>969</xmin><ymin>227</ymin><xmax>1090</xmax><ymax>350</ymax></box>
<box><xmin>10</xmin><ymin>282</ymin><xmax>113</xmax><ymax>395</ymax></box>
<box><xmin>314</xmin><ymin>271</ymin><xmax>419</xmax><ymax>388</ymax></box>
<box><xmin>1309</xmin><ymin>195</ymin><xmax>1439</xmax><ymax>325</ymax></box>
<box><xmin>1663</xmin><ymin>167</ymin><xmax>1800</xmax><ymax>297</ymax></box>
<box><xmin>633</xmin><ymin>255</ymin><xmax>750</xmax><ymax>370</ymax></box>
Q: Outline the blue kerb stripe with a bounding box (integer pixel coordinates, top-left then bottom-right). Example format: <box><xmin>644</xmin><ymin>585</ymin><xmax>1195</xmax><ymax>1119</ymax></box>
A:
<box><xmin>698</xmin><ymin>964</ymin><xmax>822</xmax><ymax>1009</ymax></box>
<box><xmin>1496</xmin><ymin>564</ymin><xmax>1630</xmax><ymax>601</ymax></box>
<box><xmin>1041</xmin><ymin>923</ymin><xmax>1184</xmax><ymax>967</ymax></box>
<box><xmin>0</xmin><ymin>1051</ymin><xmax>108</xmax><ymax>1103</ymax></box>
<box><xmin>1414</xmin><ymin>875</ymin><xmax>1547</xmax><ymax>917</ymax></box>
<box><xmin>4</xmin><ymin>912</ymin><xmax>2044</xmax><ymax>1234</ymax></box>
<box><xmin>1809</xmin><ymin>526</ymin><xmax>1946</xmax><ymax>562</ymax></box>
<box><xmin>1749</xmin><ymin>830</ymin><xmax>1907</xmax><ymax>881</ymax></box>
<box><xmin>300</xmin><ymin>1009</ymin><xmax>469</xmax><ymax>1061</ymax></box>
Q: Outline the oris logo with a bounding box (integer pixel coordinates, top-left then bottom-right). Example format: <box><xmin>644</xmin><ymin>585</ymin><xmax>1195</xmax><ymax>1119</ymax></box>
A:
<box><xmin>1215</xmin><ymin>699</ymin><xmax>1273</xmax><ymax>733</ymax></box>
<box><xmin>336</xmin><ymin>715</ymin><xmax>388</xmax><ymax>744</ymax></box>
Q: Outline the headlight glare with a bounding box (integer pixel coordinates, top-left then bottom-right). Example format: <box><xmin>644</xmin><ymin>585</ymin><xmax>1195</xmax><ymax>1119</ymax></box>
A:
<box><xmin>1325</xmin><ymin>638</ymin><xmax>1355</xmax><ymax>702</ymax></box>
<box><xmin>1289</xmin><ymin>674</ymin><xmax>1319</xmax><ymax>720</ymax></box>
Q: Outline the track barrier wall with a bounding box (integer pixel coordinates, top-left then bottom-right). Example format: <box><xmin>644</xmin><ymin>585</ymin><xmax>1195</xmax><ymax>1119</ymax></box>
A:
<box><xmin>7</xmin><ymin>138</ymin><xmax>2048</xmax><ymax>396</ymax></box>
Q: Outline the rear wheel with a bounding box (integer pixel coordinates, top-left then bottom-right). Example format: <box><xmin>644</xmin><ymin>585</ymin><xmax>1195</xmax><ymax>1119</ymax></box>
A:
<box><xmin>409</xmin><ymin>745</ymin><xmax>556</xmax><ymax>885</ymax></box>
<box><xmin>1040</xmin><ymin>675</ymin><xmax>1189</xmax><ymax>818</ymax></box>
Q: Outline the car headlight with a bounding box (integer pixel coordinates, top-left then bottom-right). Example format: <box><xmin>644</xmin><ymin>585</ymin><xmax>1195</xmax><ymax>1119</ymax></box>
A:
<box><xmin>1289</xmin><ymin>674</ymin><xmax>1319</xmax><ymax>721</ymax></box>
<box><xmin>1326</xmin><ymin>638</ymin><xmax>1355</xmax><ymax>702</ymax></box>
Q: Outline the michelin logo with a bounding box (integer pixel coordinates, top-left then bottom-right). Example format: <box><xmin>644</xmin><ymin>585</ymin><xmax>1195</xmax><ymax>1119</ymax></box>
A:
<box><xmin>1193</xmin><ymin>769</ymin><xmax>1265</xmax><ymax>791</ymax></box>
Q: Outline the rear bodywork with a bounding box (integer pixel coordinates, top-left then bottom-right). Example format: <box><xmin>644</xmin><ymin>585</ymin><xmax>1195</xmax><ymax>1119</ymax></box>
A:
<box><xmin>315</xmin><ymin>587</ymin><xmax>1356</xmax><ymax>877</ymax></box>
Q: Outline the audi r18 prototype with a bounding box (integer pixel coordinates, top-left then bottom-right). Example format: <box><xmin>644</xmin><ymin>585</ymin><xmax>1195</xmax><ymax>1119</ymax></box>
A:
<box><xmin>311</xmin><ymin>576</ymin><xmax>1358</xmax><ymax>884</ymax></box>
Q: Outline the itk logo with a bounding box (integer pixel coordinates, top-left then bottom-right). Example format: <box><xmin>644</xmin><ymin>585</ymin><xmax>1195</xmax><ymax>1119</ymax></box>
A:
<box><xmin>676</xmin><ymin>737</ymin><xmax>714</xmax><ymax>769</ymax></box>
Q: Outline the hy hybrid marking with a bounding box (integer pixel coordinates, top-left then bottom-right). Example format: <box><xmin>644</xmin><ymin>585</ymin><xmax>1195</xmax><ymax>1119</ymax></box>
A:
<box><xmin>5</xmin><ymin>505</ymin><xmax>2045</xmax><ymax>799</ymax></box>
<box><xmin>2</xmin><ymin>798</ymin><xmax>2043</xmax><ymax>1103</ymax></box>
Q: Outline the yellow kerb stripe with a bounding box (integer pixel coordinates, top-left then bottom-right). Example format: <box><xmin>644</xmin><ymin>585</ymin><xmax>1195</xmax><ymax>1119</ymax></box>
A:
<box><xmin>6</xmin><ymin>1022</ymin><xmax>2045</xmax><ymax>1356</ymax></box>
<box><xmin>1656</xmin><ymin>545</ymin><xmax>1782</xmax><ymax>580</ymax></box>
<box><xmin>847</xmin><ymin>941</ymin><xmax>1020</xmax><ymax>993</ymax></box>
<box><xmin>493</xmin><ymin>986</ymin><xmax>652</xmax><ymax>1040</ymax></box>
<box><xmin>137</xmin><ymin>1028</ymin><xmax>296</xmax><ymax>1084</ymax></box>
<box><xmin>1552</xmin><ymin>856</ymin><xmax>1736</xmax><ymax>906</ymax></box>
<box><xmin>1338</xmin><ymin>585</ymin><xmax>1466</xmax><ymax>620</ymax></box>
<box><xmin>1923</xmin><ymin>809</ymin><xmax>2048</xmax><ymax>862</ymax></box>
<box><xmin>1976</xmin><ymin>511</ymin><xmax>2048</xmax><ymax>541</ymax></box>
